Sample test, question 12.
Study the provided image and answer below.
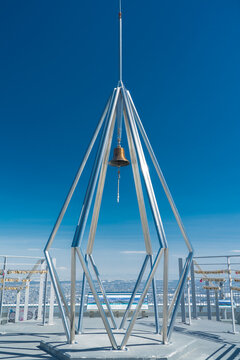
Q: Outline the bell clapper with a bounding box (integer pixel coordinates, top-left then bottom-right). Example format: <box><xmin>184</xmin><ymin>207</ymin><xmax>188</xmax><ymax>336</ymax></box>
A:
<box><xmin>117</xmin><ymin>169</ymin><xmax>120</xmax><ymax>203</ymax></box>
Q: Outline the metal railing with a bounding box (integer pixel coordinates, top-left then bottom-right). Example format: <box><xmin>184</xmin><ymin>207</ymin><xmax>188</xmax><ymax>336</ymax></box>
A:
<box><xmin>0</xmin><ymin>255</ymin><xmax>55</xmax><ymax>325</ymax></box>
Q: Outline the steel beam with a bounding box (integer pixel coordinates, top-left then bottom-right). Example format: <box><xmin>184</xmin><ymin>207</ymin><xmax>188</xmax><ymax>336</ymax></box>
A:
<box><xmin>162</xmin><ymin>248</ymin><xmax>169</xmax><ymax>343</ymax></box>
<box><xmin>123</xmin><ymin>109</ymin><xmax>152</xmax><ymax>255</ymax></box>
<box><xmin>45</xmin><ymin>251</ymin><xmax>70</xmax><ymax>342</ymax></box>
<box><xmin>167</xmin><ymin>252</ymin><xmax>193</xmax><ymax>340</ymax></box>
<box><xmin>119</xmin><ymin>255</ymin><xmax>149</xmax><ymax>329</ymax></box>
<box><xmin>122</xmin><ymin>87</ymin><xmax>167</xmax><ymax>249</ymax></box>
<box><xmin>72</xmin><ymin>87</ymin><xmax>120</xmax><ymax>248</ymax></box>
<box><xmin>127</xmin><ymin>91</ymin><xmax>193</xmax><ymax>253</ymax></box>
<box><xmin>77</xmin><ymin>254</ymin><xmax>88</xmax><ymax>333</ymax></box>
<box><xmin>45</xmin><ymin>95</ymin><xmax>112</xmax><ymax>252</ymax></box>
<box><xmin>89</xmin><ymin>255</ymin><xmax>117</xmax><ymax>329</ymax></box>
<box><xmin>70</xmin><ymin>247</ymin><xmax>76</xmax><ymax>343</ymax></box>
<box><xmin>120</xmin><ymin>248</ymin><xmax>164</xmax><ymax>349</ymax></box>
<box><xmin>76</xmin><ymin>248</ymin><xmax>118</xmax><ymax>349</ymax></box>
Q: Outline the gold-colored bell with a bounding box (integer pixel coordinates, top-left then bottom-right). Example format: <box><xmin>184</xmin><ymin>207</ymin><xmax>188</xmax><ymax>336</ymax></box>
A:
<box><xmin>109</xmin><ymin>146</ymin><xmax>130</xmax><ymax>167</ymax></box>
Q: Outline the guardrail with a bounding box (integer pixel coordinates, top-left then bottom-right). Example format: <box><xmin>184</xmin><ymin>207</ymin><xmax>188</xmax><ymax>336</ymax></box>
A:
<box><xmin>0</xmin><ymin>255</ymin><xmax>55</xmax><ymax>325</ymax></box>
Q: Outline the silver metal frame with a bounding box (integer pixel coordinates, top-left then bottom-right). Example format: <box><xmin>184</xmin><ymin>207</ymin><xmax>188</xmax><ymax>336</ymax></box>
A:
<box><xmin>44</xmin><ymin>83</ymin><xmax>193</xmax><ymax>348</ymax></box>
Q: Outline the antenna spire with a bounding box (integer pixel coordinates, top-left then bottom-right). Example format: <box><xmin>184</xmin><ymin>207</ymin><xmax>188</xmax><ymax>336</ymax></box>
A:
<box><xmin>119</xmin><ymin>0</ymin><xmax>122</xmax><ymax>82</ymax></box>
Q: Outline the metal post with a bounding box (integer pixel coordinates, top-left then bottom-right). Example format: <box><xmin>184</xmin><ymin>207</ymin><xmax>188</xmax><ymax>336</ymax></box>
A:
<box><xmin>0</xmin><ymin>256</ymin><xmax>7</xmax><ymax>322</ymax></box>
<box><xmin>45</xmin><ymin>251</ymin><xmax>70</xmax><ymax>342</ymax></box>
<box><xmin>15</xmin><ymin>290</ymin><xmax>21</xmax><ymax>323</ymax></box>
<box><xmin>70</xmin><ymin>247</ymin><xmax>76</xmax><ymax>344</ymax></box>
<box><xmin>78</xmin><ymin>254</ymin><xmax>88</xmax><ymax>333</ymax></box>
<box><xmin>120</xmin><ymin>255</ymin><xmax>149</xmax><ymax>329</ymax></box>
<box><xmin>150</xmin><ymin>255</ymin><xmax>159</xmax><ymax>333</ymax></box>
<box><xmin>227</xmin><ymin>257</ymin><xmax>236</xmax><ymax>333</ymax></box>
<box><xmin>42</xmin><ymin>264</ymin><xmax>48</xmax><ymax>325</ymax></box>
<box><xmin>187</xmin><ymin>278</ymin><xmax>191</xmax><ymax>325</ymax></box>
<box><xmin>178</xmin><ymin>258</ymin><xmax>186</xmax><ymax>323</ymax></box>
<box><xmin>162</xmin><ymin>248</ymin><xmax>169</xmax><ymax>343</ymax></box>
<box><xmin>23</xmin><ymin>281</ymin><xmax>30</xmax><ymax>321</ymax></box>
<box><xmin>48</xmin><ymin>258</ymin><xmax>55</xmax><ymax>325</ymax></box>
<box><xmin>167</xmin><ymin>252</ymin><xmax>193</xmax><ymax>340</ymax></box>
<box><xmin>89</xmin><ymin>255</ymin><xmax>117</xmax><ymax>329</ymax></box>
<box><xmin>37</xmin><ymin>262</ymin><xmax>44</xmax><ymax>321</ymax></box>
<box><xmin>76</xmin><ymin>248</ymin><xmax>118</xmax><ymax>350</ymax></box>
<box><xmin>215</xmin><ymin>290</ymin><xmax>220</xmax><ymax>322</ymax></box>
<box><xmin>190</xmin><ymin>261</ymin><xmax>197</xmax><ymax>319</ymax></box>
<box><xmin>206</xmin><ymin>281</ymin><xmax>211</xmax><ymax>320</ymax></box>
<box><xmin>120</xmin><ymin>248</ymin><xmax>164</xmax><ymax>350</ymax></box>
<box><xmin>119</xmin><ymin>0</ymin><xmax>122</xmax><ymax>82</ymax></box>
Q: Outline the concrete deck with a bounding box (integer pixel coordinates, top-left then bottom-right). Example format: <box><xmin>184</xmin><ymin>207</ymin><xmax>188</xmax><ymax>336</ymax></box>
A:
<box><xmin>0</xmin><ymin>317</ymin><xmax>240</xmax><ymax>359</ymax></box>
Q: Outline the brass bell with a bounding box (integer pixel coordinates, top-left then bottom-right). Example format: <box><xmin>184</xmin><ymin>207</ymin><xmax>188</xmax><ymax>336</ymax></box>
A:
<box><xmin>109</xmin><ymin>146</ymin><xmax>130</xmax><ymax>167</ymax></box>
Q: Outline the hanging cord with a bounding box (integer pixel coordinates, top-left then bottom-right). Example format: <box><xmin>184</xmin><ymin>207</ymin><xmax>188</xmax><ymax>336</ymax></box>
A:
<box><xmin>117</xmin><ymin>169</ymin><xmax>120</xmax><ymax>203</ymax></box>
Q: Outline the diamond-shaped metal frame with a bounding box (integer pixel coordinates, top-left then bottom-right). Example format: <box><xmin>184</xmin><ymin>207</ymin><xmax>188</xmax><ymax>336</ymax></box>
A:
<box><xmin>44</xmin><ymin>82</ymin><xmax>193</xmax><ymax>349</ymax></box>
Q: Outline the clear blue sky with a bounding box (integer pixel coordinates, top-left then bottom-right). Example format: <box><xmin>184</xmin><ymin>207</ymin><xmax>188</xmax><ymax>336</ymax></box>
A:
<box><xmin>0</xmin><ymin>1</ymin><xmax>240</xmax><ymax>279</ymax></box>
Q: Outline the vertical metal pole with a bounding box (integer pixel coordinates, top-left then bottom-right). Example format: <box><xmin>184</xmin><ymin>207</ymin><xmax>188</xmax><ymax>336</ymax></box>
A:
<box><xmin>206</xmin><ymin>281</ymin><xmax>211</xmax><ymax>320</ymax></box>
<box><xmin>70</xmin><ymin>247</ymin><xmax>76</xmax><ymax>344</ymax></box>
<box><xmin>37</xmin><ymin>262</ymin><xmax>44</xmax><ymax>321</ymax></box>
<box><xmin>227</xmin><ymin>257</ymin><xmax>236</xmax><ymax>333</ymax></box>
<box><xmin>120</xmin><ymin>255</ymin><xmax>149</xmax><ymax>329</ymax></box>
<box><xmin>167</xmin><ymin>253</ymin><xmax>193</xmax><ymax>340</ymax></box>
<box><xmin>23</xmin><ymin>281</ymin><xmax>30</xmax><ymax>321</ymax></box>
<box><xmin>190</xmin><ymin>261</ymin><xmax>197</xmax><ymax>319</ymax></box>
<box><xmin>0</xmin><ymin>256</ymin><xmax>7</xmax><ymax>321</ymax></box>
<box><xmin>48</xmin><ymin>258</ymin><xmax>56</xmax><ymax>325</ymax></box>
<box><xmin>45</xmin><ymin>251</ymin><xmax>70</xmax><ymax>342</ymax></box>
<box><xmin>78</xmin><ymin>254</ymin><xmax>88</xmax><ymax>333</ymax></box>
<box><xmin>162</xmin><ymin>248</ymin><xmax>168</xmax><ymax>343</ymax></box>
<box><xmin>119</xmin><ymin>0</ymin><xmax>122</xmax><ymax>82</ymax></box>
<box><xmin>178</xmin><ymin>258</ymin><xmax>186</xmax><ymax>323</ymax></box>
<box><xmin>42</xmin><ymin>264</ymin><xmax>48</xmax><ymax>325</ymax></box>
<box><xmin>187</xmin><ymin>278</ymin><xmax>191</xmax><ymax>325</ymax></box>
<box><xmin>15</xmin><ymin>290</ymin><xmax>21</xmax><ymax>323</ymax></box>
<box><xmin>215</xmin><ymin>290</ymin><xmax>220</xmax><ymax>321</ymax></box>
<box><xmin>150</xmin><ymin>255</ymin><xmax>159</xmax><ymax>333</ymax></box>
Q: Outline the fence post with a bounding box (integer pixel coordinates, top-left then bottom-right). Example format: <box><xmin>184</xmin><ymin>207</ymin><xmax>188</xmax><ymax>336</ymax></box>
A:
<box><xmin>15</xmin><ymin>290</ymin><xmax>21</xmax><ymax>322</ymax></box>
<box><xmin>48</xmin><ymin>258</ymin><xmax>56</xmax><ymax>325</ymax></box>
<box><xmin>0</xmin><ymin>256</ymin><xmax>7</xmax><ymax>322</ymax></box>
<box><xmin>190</xmin><ymin>260</ymin><xmax>197</xmax><ymax>319</ymax></box>
<box><xmin>23</xmin><ymin>281</ymin><xmax>30</xmax><ymax>321</ymax></box>
<box><xmin>178</xmin><ymin>258</ymin><xmax>186</xmax><ymax>323</ymax></box>
<box><xmin>215</xmin><ymin>290</ymin><xmax>220</xmax><ymax>321</ymax></box>
<box><xmin>37</xmin><ymin>261</ymin><xmax>45</xmax><ymax>321</ymax></box>
<box><xmin>206</xmin><ymin>281</ymin><xmax>211</xmax><ymax>320</ymax></box>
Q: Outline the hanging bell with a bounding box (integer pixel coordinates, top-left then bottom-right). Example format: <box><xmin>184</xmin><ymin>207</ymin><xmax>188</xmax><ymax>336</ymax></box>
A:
<box><xmin>109</xmin><ymin>146</ymin><xmax>130</xmax><ymax>167</ymax></box>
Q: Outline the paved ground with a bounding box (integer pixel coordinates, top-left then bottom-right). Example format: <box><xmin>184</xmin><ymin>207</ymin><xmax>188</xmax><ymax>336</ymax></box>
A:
<box><xmin>0</xmin><ymin>317</ymin><xmax>240</xmax><ymax>359</ymax></box>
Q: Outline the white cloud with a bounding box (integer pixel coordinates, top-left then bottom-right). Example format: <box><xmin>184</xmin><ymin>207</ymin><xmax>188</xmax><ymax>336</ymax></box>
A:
<box><xmin>230</xmin><ymin>250</ymin><xmax>240</xmax><ymax>253</ymax></box>
<box><xmin>27</xmin><ymin>248</ymin><xmax>41</xmax><ymax>251</ymax></box>
<box><xmin>120</xmin><ymin>251</ymin><xmax>146</xmax><ymax>254</ymax></box>
<box><xmin>57</xmin><ymin>266</ymin><xmax>67</xmax><ymax>270</ymax></box>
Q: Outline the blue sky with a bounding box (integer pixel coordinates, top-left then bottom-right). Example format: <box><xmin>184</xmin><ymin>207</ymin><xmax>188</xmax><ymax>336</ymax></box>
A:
<box><xmin>0</xmin><ymin>1</ymin><xmax>240</xmax><ymax>279</ymax></box>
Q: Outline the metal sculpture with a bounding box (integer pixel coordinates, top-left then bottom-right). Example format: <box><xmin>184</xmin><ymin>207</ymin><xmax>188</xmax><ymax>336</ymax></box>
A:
<box><xmin>44</xmin><ymin>0</ymin><xmax>193</xmax><ymax>349</ymax></box>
